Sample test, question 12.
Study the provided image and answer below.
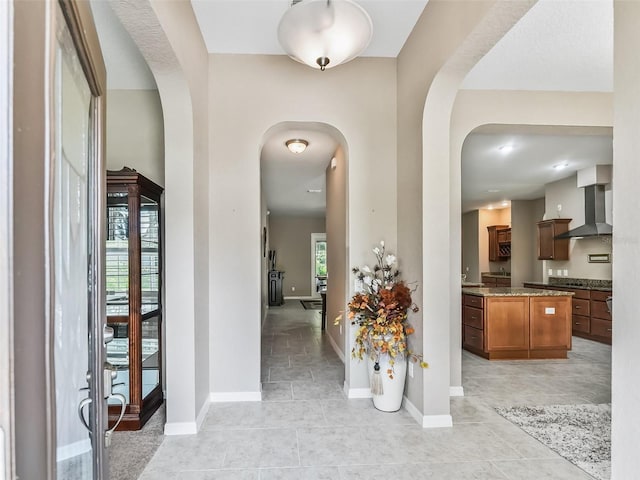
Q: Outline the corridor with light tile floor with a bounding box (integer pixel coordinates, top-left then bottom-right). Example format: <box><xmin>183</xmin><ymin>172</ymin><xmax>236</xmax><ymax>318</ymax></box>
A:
<box><xmin>139</xmin><ymin>300</ymin><xmax>610</xmax><ymax>479</ymax></box>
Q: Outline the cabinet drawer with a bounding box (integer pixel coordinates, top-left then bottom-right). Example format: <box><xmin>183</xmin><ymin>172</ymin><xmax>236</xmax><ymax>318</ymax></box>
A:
<box><xmin>590</xmin><ymin>300</ymin><xmax>612</xmax><ymax>321</ymax></box>
<box><xmin>463</xmin><ymin>306</ymin><xmax>483</xmax><ymax>329</ymax></box>
<box><xmin>591</xmin><ymin>318</ymin><xmax>613</xmax><ymax>339</ymax></box>
<box><xmin>572</xmin><ymin>289</ymin><xmax>590</xmax><ymax>300</ymax></box>
<box><xmin>464</xmin><ymin>295</ymin><xmax>484</xmax><ymax>309</ymax></box>
<box><xmin>464</xmin><ymin>325</ymin><xmax>484</xmax><ymax>351</ymax></box>
<box><xmin>496</xmin><ymin>277</ymin><xmax>511</xmax><ymax>287</ymax></box>
<box><xmin>591</xmin><ymin>290</ymin><xmax>612</xmax><ymax>302</ymax></box>
<box><xmin>572</xmin><ymin>314</ymin><xmax>590</xmax><ymax>334</ymax></box>
<box><xmin>481</xmin><ymin>276</ymin><xmax>497</xmax><ymax>286</ymax></box>
<box><xmin>572</xmin><ymin>298</ymin><xmax>590</xmax><ymax>316</ymax></box>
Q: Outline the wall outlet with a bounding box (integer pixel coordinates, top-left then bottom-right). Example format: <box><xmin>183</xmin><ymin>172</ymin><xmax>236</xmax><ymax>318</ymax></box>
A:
<box><xmin>291</xmin><ymin>286</ymin><xmax>295</xmax><ymax>292</ymax></box>
<box><xmin>408</xmin><ymin>362</ymin><xmax>414</xmax><ymax>378</ymax></box>
<box><xmin>556</xmin><ymin>269</ymin><xmax>562</xmax><ymax>276</ymax></box>
<box><xmin>563</xmin><ymin>269</ymin><xmax>569</xmax><ymax>276</ymax></box>
<box><xmin>548</xmin><ymin>268</ymin><xmax>553</xmax><ymax>276</ymax></box>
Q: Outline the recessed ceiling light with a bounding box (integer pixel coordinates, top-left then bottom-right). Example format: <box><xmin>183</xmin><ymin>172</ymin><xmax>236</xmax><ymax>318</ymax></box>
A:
<box><xmin>498</xmin><ymin>144</ymin><xmax>514</xmax><ymax>153</ymax></box>
<box><xmin>487</xmin><ymin>205</ymin><xmax>494</xmax><ymax>210</ymax></box>
<box><xmin>501</xmin><ymin>201</ymin><xmax>509</xmax><ymax>207</ymax></box>
<box><xmin>307</xmin><ymin>189</ymin><xmax>322</xmax><ymax>193</ymax></box>
<box><xmin>286</xmin><ymin>139</ymin><xmax>308</xmax><ymax>154</ymax></box>
<box><xmin>553</xmin><ymin>163</ymin><xmax>569</xmax><ymax>170</ymax></box>
<box><xmin>487</xmin><ymin>189</ymin><xmax>500</xmax><ymax>193</ymax></box>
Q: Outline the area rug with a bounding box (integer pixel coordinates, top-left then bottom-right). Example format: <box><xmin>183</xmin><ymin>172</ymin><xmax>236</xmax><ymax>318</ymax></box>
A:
<box><xmin>495</xmin><ymin>404</ymin><xmax>611</xmax><ymax>480</ymax></box>
<box><xmin>300</xmin><ymin>299</ymin><xmax>323</xmax><ymax>310</ymax></box>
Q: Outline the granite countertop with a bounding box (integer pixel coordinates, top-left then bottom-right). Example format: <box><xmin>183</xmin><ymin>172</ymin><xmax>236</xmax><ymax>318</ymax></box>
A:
<box><xmin>524</xmin><ymin>279</ymin><xmax>612</xmax><ymax>292</ymax></box>
<box><xmin>462</xmin><ymin>287</ymin><xmax>575</xmax><ymax>297</ymax></box>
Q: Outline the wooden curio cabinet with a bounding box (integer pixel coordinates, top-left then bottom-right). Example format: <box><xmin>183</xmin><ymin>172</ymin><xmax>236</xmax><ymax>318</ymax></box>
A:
<box><xmin>537</xmin><ymin>219</ymin><xmax>571</xmax><ymax>261</ymax></box>
<box><xmin>106</xmin><ymin>167</ymin><xmax>163</xmax><ymax>430</ymax></box>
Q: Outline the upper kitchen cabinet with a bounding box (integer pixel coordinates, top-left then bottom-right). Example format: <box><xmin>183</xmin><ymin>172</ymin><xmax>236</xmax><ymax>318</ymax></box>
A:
<box><xmin>487</xmin><ymin>225</ymin><xmax>510</xmax><ymax>261</ymax></box>
<box><xmin>537</xmin><ymin>218</ymin><xmax>571</xmax><ymax>260</ymax></box>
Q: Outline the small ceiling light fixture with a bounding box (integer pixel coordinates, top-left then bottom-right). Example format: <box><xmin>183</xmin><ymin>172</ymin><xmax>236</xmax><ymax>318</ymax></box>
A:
<box><xmin>501</xmin><ymin>201</ymin><xmax>509</xmax><ymax>207</ymax></box>
<box><xmin>487</xmin><ymin>188</ymin><xmax>500</xmax><ymax>193</ymax></box>
<box><xmin>307</xmin><ymin>189</ymin><xmax>322</xmax><ymax>193</ymax></box>
<box><xmin>278</xmin><ymin>0</ymin><xmax>373</xmax><ymax>71</ymax></box>
<box><xmin>553</xmin><ymin>163</ymin><xmax>569</xmax><ymax>170</ymax></box>
<box><xmin>286</xmin><ymin>139</ymin><xmax>309</xmax><ymax>154</ymax></box>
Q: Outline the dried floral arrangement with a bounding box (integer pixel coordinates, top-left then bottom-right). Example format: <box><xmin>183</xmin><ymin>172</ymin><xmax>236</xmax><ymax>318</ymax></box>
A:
<box><xmin>336</xmin><ymin>241</ymin><xmax>428</xmax><ymax>386</ymax></box>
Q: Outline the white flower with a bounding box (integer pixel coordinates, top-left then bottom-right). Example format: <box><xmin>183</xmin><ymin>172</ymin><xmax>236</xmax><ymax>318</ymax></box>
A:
<box><xmin>373</xmin><ymin>247</ymin><xmax>381</xmax><ymax>255</ymax></box>
<box><xmin>374</xmin><ymin>278</ymin><xmax>382</xmax><ymax>285</ymax></box>
<box><xmin>362</xmin><ymin>265</ymin><xmax>371</xmax><ymax>273</ymax></box>
<box><xmin>363</xmin><ymin>275</ymin><xmax>372</xmax><ymax>286</ymax></box>
<box><xmin>385</xmin><ymin>254</ymin><xmax>396</xmax><ymax>266</ymax></box>
<box><xmin>380</xmin><ymin>240</ymin><xmax>385</xmax><ymax>247</ymax></box>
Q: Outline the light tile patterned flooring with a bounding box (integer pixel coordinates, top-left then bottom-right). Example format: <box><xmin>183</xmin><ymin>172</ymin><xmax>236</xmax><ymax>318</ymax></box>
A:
<box><xmin>140</xmin><ymin>300</ymin><xmax>611</xmax><ymax>479</ymax></box>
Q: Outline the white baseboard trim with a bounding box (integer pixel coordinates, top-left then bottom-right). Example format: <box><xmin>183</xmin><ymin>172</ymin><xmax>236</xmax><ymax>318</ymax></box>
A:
<box><xmin>449</xmin><ymin>386</ymin><xmax>464</xmax><ymax>397</ymax></box>
<box><xmin>164</xmin><ymin>421</ymin><xmax>197</xmax><ymax>436</ymax></box>
<box><xmin>345</xmin><ymin>385</ymin><xmax>372</xmax><ymax>399</ymax></box>
<box><xmin>283</xmin><ymin>295</ymin><xmax>315</xmax><ymax>300</ymax></box>
<box><xmin>196</xmin><ymin>397</ymin><xmax>211</xmax><ymax>431</ymax></box>
<box><xmin>326</xmin><ymin>331</ymin><xmax>345</xmax><ymax>363</ymax></box>
<box><xmin>402</xmin><ymin>395</ymin><xmax>423</xmax><ymax>426</ymax></box>
<box><xmin>57</xmin><ymin>439</ymin><xmax>91</xmax><ymax>462</ymax></box>
<box><xmin>209</xmin><ymin>391</ymin><xmax>262</xmax><ymax>403</ymax></box>
<box><xmin>422</xmin><ymin>414</ymin><xmax>453</xmax><ymax>429</ymax></box>
<box><xmin>402</xmin><ymin>395</ymin><xmax>453</xmax><ymax>429</ymax></box>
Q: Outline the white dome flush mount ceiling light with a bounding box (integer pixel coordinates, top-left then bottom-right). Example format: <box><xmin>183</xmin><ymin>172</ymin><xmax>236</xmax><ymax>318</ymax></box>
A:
<box><xmin>286</xmin><ymin>138</ymin><xmax>309</xmax><ymax>154</ymax></box>
<box><xmin>278</xmin><ymin>0</ymin><xmax>373</xmax><ymax>71</ymax></box>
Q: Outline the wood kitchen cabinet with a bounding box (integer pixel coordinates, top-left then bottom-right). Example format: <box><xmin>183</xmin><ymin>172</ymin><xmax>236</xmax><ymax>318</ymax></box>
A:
<box><xmin>487</xmin><ymin>225</ymin><xmax>510</xmax><ymax>261</ymax></box>
<box><xmin>462</xmin><ymin>291</ymin><xmax>572</xmax><ymax>359</ymax></box>
<box><xmin>524</xmin><ymin>283</ymin><xmax>612</xmax><ymax>345</ymax></box>
<box><xmin>537</xmin><ymin>219</ymin><xmax>571</xmax><ymax>260</ymax></box>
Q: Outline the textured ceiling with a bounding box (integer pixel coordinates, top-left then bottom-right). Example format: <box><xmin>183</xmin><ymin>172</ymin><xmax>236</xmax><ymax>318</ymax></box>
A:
<box><xmin>462</xmin><ymin>0</ymin><xmax>613</xmax><ymax>91</ymax></box>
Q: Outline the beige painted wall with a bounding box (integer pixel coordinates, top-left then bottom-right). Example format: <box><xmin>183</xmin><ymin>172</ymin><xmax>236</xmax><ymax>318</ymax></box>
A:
<box><xmin>397</xmin><ymin>0</ymin><xmax>524</xmax><ymax>422</ymax></box>
<box><xmin>209</xmin><ymin>54</ymin><xmax>397</xmax><ymax>393</ymax></box>
<box><xmin>511</xmin><ymin>199</ymin><xmax>544</xmax><ymax>287</ymax></box>
<box><xmin>543</xmin><ymin>174</ymin><xmax>612</xmax><ymax>281</ymax></box>
<box><xmin>461</xmin><ymin>211</ymin><xmax>479</xmax><ymax>282</ymax></box>
<box><xmin>612</xmin><ymin>1</ymin><xmax>640</xmax><ymax>474</ymax></box>
<box><xmin>112</xmin><ymin>0</ymin><xmax>211</xmax><ymax>430</ymax></box>
<box><xmin>268</xmin><ymin>215</ymin><xmax>326</xmax><ymax>297</ymax></box>
<box><xmin>326</xmin><ymin>147</ymin><xmax>347</xmax><ymax>361</ymax></box>
<box><xmin>106</xmin><ymin>89</ymin><xmax>165</xmax><ymax>186</ymax></box>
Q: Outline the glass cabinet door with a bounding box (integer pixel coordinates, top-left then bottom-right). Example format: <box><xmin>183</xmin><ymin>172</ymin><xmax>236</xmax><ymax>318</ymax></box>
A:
<box><xmin>106</xmin><ymin>192</ymin><xmax>130</xmax><ymax>403</ymax></box>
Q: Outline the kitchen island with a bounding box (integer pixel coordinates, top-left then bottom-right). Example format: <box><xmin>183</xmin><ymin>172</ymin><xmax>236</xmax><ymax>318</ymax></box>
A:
<box><xmin>462</xmin><ymin>287</ymin><xmax>573</xmax><ymax>360</ymax></box>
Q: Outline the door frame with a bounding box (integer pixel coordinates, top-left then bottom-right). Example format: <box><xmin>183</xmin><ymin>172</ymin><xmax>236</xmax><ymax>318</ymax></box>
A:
<box><xmin>310</xmin><ymin>233</ymin><xmax>326</xmax><ymax>298</ymax></box>
<box><xmin>12</xmin><ymin>0</ymin><xmax>107</xmax><ymax>478</ymax></box>
<box><xmin>0</xmin><ymin>0</ymin><xmax>14</xmax><ymax>477</ymax></box>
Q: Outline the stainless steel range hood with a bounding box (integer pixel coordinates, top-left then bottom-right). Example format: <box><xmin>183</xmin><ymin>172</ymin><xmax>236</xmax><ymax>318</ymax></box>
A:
<box><xmin>555</xmin><ymin>184</ymin><xmax>612</xmax><ymax>239</ymax></box>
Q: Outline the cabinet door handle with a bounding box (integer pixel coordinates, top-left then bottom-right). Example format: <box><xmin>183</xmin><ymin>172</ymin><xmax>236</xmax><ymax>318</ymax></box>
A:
<box><xmin>574</xmin><ymin>322</ymin><xmax>581</xmax><ymax>325</ymax></box>
<box><xmin>575</xmin><ymin>306</ymin><xmax>581</xmax><ymax>309</ymax></box>
<box><xmin>607</xmin><ymin>328</ymin><xmax>612</xmax><ymax>332</ymax></box>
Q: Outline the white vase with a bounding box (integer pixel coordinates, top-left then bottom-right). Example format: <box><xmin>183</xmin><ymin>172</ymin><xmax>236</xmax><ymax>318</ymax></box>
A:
<box><xmin>367</xmin><ymin>354</ymin><xmax>407</xmax><ymax>412</ymax></box>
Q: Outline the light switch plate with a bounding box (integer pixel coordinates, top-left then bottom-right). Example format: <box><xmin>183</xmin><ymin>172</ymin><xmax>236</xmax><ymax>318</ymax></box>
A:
<box><xmin>563</xmin><ymin>269</ymin><xmax>568</xmax><ymax>276</ymax></box>
<box><xmin>548</xmin><ymin>268</ymin><xmax>553</xmax><ymax>276</ymax></box>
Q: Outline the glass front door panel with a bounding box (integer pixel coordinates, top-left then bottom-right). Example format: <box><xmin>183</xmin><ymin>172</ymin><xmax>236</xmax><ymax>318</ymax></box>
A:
<box><xmin>53</xmin><ymin>11</ymin><xmax>94</xmax><ymax>479</ymax></box>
